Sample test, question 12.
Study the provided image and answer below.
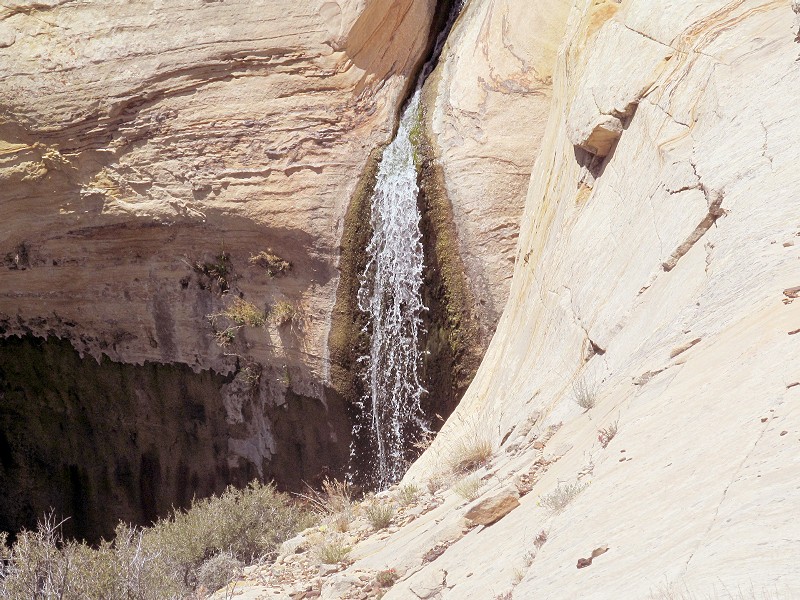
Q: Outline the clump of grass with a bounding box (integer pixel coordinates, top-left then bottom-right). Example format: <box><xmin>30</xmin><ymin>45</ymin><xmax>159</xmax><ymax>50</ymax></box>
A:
<box><xmin>448</xmin><ymin>434</ymin><xmax>493</xmax><ymax>475</ymax></box>
<box><xmin>364</xmin><ymin>500</ymin><xmax>395</xmax><ymax>531</ymax></box>
<box><xmin>453</xmin><ymin>476</ymin><xmax>484</xmax><ymax>501</ymax></box>
<box><xmin>572</xmin><ymin>377</ymin><xmax>596</xmax><ymax>411</ymax></box>
<box><xmin>598</xmin><ymin>419</ymin><xmax>618</xmax><ymax>448</ymax></box>
<box><xmin>396</xmin><ymin>483</ymin><xmax>420</xmax><ymax>506</ymax></box>
<box><xmin>271</xmin><ymin>301</ymin><xmax>296</xmax><ymax>327</ymax></box>
<box><xmin>316</xmin><ymin>539</ymin><xmax>351</xmax><ymax>564</ymax></box>
<box><xmin>222</xmin><ymin>298</ymin><xmax>267</xmax><ymax>327</ymax></box>
<box><xmin>249</xmin><ymin>250</ymin><xmax>291</xmax><ymax>277</ymax></box>
<box><xmin>539</xmin><ymin>481</ymin><xmax>587</xmax><ymax>514</ymax></box>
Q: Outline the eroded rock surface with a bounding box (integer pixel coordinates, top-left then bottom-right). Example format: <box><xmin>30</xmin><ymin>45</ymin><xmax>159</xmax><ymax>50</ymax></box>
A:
<box><xmin>0</xmin><ymin>0</ymin><xmax>437</xmax><ymax>531</ymax></box>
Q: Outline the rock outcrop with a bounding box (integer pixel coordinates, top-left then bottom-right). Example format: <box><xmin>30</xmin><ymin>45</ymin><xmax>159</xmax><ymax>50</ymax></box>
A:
<box><xmin>421</xmin><ymin>0</ymin><xmax>570</xmax><ymax>335</ymax></box>
<box><xmin>0</xmin><ymin>0</ymin><xmax>441</xmax><ymax>535</ymax></box>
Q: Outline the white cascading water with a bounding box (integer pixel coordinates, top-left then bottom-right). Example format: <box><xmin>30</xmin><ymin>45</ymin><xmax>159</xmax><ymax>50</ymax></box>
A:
<box><xmin>356</xmin><ymin>90</ymin><xmax>428</xmax><ymax>489</ymax></box>
<box><xmin>354</xmin><ymin>1</ymin><xmax>464</xmax><ymax>489</ymax></box>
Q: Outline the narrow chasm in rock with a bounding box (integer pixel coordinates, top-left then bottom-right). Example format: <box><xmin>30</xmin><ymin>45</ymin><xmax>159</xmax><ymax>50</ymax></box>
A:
<box><xmin>330</xmin><ymin>0</ymin><xmax>481</xmax><ymax>489</ymax></box>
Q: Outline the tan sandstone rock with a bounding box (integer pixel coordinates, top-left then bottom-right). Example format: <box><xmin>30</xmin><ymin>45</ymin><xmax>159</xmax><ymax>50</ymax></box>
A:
<box><xmin>463</xmin><ymin>488</ymin><xmax>520</xmax><ymax>526</ymax></box>
<box><xmin>0</xmin><ymin>0</ymin><xmax>436</xmax><ymax>485</ymax></box>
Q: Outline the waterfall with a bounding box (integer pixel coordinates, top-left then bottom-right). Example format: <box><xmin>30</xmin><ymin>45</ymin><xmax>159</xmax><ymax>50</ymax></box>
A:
<box><xmin>352</xmin><ymin>1</ymin><xmax>464</xmax><ymax>489</ymax></box>
<box><xmin>355</xmin><ymin>91</ymin><xmax>428</xmax><ymax>489</ymax></box>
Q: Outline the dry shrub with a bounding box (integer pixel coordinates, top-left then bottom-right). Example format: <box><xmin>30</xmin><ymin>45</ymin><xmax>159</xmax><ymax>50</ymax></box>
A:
<box><xmin>539</xmin><ymin>481</ymin><xmax>587</xmax><ymax>514</ymax></box>
<box><xmin>598</xmin><ymin>419</ymin><xmax>618</xmax><ymax>448</ymax></box>
<box><xmin>364</xmin><ymin>500</ymin><xmax>395</xmax><ymax>531</ymax></box>
<box><xmin>249</xmin><ymin>251</ymin><xmax>291</xmax><ymax>277</ymax></box>
<box><xmin>453</xmin><ymin>476</ymin><xmax>484</xmax><ymax>501</ymax></box>
<box><xmin>0</xmin><ymin>482</ymin><xmax>313</xmax><ymax>599</ymax></box>
<box><xmin>572</xmin><ymin>377</ymin><xmax>596</xmax><ymax>410</ymax></box>
<box><xmin>441</xmin><ymin>414</ymin><xmax>494</xmax><ymax>476</ymax></box>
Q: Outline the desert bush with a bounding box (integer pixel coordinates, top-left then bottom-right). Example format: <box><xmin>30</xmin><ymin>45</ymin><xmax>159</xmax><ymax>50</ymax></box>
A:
<box><xmin>598</xmin><ymin>419</ymin><xmax>618</xmax><ymax>448</ymax></box>
<box><xmin>197</xmin><ymin>552</ymin><xmax>243</xmax><ymax>594</ymax></box>
<box><xmin>572</xmin><ymin>377</ymin><xmax>596</xmax><ymax>410</ymax></box>
<box><xmin>316</xmin><ymin>538</ymin><xmax>351</xmax><ymax>564</ymax></box>
<box><xmin>396</xmin><ymin>483</ymin><xmax>420</xmax><ymax>506</ymax></box>
<box><xmin>249</xmin><ymin>251</ymin><xmax>291</xmax><ymax>277</ymax></box>
<box><xmin>0</xmin><ymin>517</ymin><xmax>182</xmax><ymax>600</ymax></box>
<box><xmin>0</xmin><ymin>483</ymin><xmax>311</xmax><ymax>598</ymax></box>
<box><xmin>453</xmin><ymin>476</ymin><xmax>484</xmax><ymax>501</ymax></box>
<box><xmin>364</xmin><ymin>500</ymin><xmax>395</xmax><ymax>531</ymax></box>
<box><xmin>144</xmin><ymin>481</ymin><xmax>314</xmax><ymax>586</ymax></box>
<box><xmin>539</xmin><ymin>481</ymin><xmax>587</xmax><ymax>514</ymax></box>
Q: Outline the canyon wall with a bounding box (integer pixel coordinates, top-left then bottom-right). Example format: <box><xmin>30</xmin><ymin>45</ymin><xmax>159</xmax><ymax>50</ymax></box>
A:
<box><xmin>397</xmin><ymin>0</ymin><xmax>800</xmax><ymax>596</ymax></box>
<box><xmin>0</xmin><ymin>0</ymin><xmax>446</xmax><ymax>536</ymax></box>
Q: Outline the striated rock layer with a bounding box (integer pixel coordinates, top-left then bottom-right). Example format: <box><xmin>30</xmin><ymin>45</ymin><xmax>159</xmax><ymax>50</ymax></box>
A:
<box><xmin>0</xmin><ymin>0</ymin><xmax>441</xmax><ymax>534</ymax></box>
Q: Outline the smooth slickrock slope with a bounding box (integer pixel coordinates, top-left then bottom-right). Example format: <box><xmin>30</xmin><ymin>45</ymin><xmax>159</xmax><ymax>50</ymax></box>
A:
<box><xmin>403</xmin><ymin>0</ymin><xmax>800</xmax><ymax>596</ymax></box>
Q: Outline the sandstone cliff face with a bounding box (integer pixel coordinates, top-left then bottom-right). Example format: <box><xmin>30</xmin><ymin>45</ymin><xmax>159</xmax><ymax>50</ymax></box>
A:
<box><xmin>222</xmin><ymin>1</ymin><xmax>800</xmax><ymax>597</ymax></box>
<box><xmin>0</xmin><ymin>0</ymin><xmax>438</xmax><ymax>533</ymax></box>
<box><xmin>400</xmin><ymin>0</ymin><xmax>800</xmax><ymax>596</ymax></box>
<box><xmin>421</xmin><ymin>0</ymin><xmax>570</xmax><ymax>334</ymax></box>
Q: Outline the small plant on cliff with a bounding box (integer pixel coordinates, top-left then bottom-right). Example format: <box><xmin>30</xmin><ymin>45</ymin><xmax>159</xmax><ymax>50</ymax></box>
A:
<box><xmin>447</xmin><ymin>429</ymin><xmax>494</xmax><ymax>475</ymax></box>
<box><xmin>453</xmin><ymin>476</ymin><xmax>484</xmax><ymax>501</ymax></box>
<box><xmin>316</xmin><ymin>538</ymin><xmax>351</xmax><ymax>564</ymax></box>
<box><xmin>249</xmin><ymin>250</ymin><xmax>291</xmax><ymax>277</ymax></box>
<box><xmin>270</xmin><ymin>300</ymin><xmax>296</xmax><ymax>327</ymax></box>
<box><xmin>221</xmin><ymin>297</ymin><xmax>267</xmax><ymax>327</ymax></box>
<box><xmin>364</xmin><ymin>500</ymin><xmax>395</xmax><ymax>531</ymax></box>
<box><xmin>572</xmin><ymin>376</ymin><xmax>596</xmax><ymax>411</ymax></box>
<box><xmin>598</xmin><ymin>419</ymin><xmax>619</xmax><ymax>448</ymax></box>
<box><xmin>396</xmin><ymin>483</ymin><xmax>420</xmax><ymax>506</ymax></box>
<box><xmin>539</xmin><ymin>481</ymin><xmax>587</xmax><ymax>514</ymax></box>
<box><xmin>193</xmin><ymin>250</ymin><xmax>232</xmax><ymax>293</ymax></box>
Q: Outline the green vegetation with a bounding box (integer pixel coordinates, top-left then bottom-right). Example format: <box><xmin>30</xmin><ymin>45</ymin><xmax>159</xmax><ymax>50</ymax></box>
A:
<box><xmin>219</xmin><ymin>297</ymin><xmax>267</xmax><ymax>328</ymax></box>
<box><xmin>271</xmin><ymin>300</ymin><xmax>296</xmax><ymax>327</ymax></box>
<box><xmin>249</xmin><ymin>250</ymin><xmax>291</xmax><ymax>277</ymax></box>
<box><xmin>364</xmin><ymin>500</ymin><xmax>395</xmax><ymax>531</ymax></box>
<box><xmin>193</xmin><ymin>250</ymin><xmax>232</xmax><ymax>293</ymax></box>
<box><xmin>0</xmin><ymin>482</ymin><xmax>314</xmax><ymax>599</ymax></box>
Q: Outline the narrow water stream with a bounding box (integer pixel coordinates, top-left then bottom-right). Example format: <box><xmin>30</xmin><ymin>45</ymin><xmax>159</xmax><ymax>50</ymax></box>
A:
<box><xmin>354</xmin><ymin>1</ymin><xmax>464</xmax><ymax>489</ymax></box>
